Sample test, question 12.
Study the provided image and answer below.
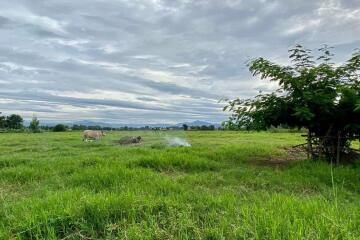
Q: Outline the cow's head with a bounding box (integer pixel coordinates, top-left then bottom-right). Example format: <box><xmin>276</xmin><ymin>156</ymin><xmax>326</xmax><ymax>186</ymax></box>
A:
<box><xmin>101</xmin><ymin>130</ymin><xmax>106</xmax><ymax>136</ymax></box>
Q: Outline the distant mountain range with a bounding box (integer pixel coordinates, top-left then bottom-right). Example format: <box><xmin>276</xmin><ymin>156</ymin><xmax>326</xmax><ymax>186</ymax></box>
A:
<box><xmin>31</xmin><ymin>120</ymin><xmax>220</xmax><ymax>128</ymax></box>
<box><xmin>175</xmin><ymin>120</ymin><xmax>220</xmax><ymax>127</ymax></box>
<box><xmin>73</xmin><ymin>120</ymin><xmax>220</xmax><ymax>128</ymax></box>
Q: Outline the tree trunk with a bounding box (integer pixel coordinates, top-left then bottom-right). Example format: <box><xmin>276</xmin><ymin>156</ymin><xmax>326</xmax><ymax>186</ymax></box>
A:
<box><xmin>307</xmin><ymin>130</ymin><xmax>314</xmax><ymax>160</ymax></box>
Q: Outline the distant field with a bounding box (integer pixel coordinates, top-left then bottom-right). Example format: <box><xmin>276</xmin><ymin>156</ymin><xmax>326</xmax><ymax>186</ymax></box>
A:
<box><xmin>0</xmin><ymin>131</ymin><xmax>359</xmax><ymax>239</ymax></box>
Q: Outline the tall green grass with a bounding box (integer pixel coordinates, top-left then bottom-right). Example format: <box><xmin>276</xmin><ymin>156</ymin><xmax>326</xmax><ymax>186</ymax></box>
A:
<box><xmin>0</xmin><ymin>131</ymin><xmax>359</xmax><ymax>239</ymax></box>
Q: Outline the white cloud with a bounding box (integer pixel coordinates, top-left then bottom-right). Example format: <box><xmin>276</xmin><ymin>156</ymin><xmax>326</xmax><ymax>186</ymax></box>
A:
<box><xmin>0</xmin><ymin>7</ymin><xmax>67</xmax><ymax>35</ymax></box>
<box><xmin>283</xmin><ymin>18</ymin><xmax>322</xmax><ymax>36</ymax></box>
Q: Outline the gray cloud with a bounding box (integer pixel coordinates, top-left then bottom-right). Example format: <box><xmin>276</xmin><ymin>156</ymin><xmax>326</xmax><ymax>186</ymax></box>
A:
<box><xmin>1</xmin><ymin>0</ymin><xmax>359</xmax><ymax>124</ymax></box>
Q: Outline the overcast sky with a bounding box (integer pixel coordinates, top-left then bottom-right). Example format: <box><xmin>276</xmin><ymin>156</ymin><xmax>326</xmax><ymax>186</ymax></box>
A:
<box><xmin>0</xmin><ymin>0</ymin><xmax>359</xmax><ymax>124</ymax></box>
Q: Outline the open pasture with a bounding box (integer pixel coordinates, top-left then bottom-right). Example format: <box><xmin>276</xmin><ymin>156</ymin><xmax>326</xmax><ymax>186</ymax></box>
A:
<box><xmin>0</xmin><ymin>131</ymin><xmax>359</xmax><ymax>239</ymax></box>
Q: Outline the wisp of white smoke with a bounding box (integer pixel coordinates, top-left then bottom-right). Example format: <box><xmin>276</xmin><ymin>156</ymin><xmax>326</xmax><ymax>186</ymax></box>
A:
<box><xmin>164</xmin><ymin>136</ymin><xmax>191</xmax><ymax>147</ymax></box>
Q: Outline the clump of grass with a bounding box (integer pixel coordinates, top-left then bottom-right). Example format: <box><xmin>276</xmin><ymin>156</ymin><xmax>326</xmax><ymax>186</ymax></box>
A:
<box><xmin>149</xmin><ymin>142</ymin><xmax>167</xmax><ymax>149</ymax></box>
<box><xmin>132</xmin><ymin>152</ymin><xmax>220</xmax><ymax>172</ymax></box>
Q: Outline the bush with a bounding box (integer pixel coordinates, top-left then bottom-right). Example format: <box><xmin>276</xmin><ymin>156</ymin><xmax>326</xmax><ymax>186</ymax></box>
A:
<box><xmin>0</xmin><ymin>128</ymin><xmax>26</xmax><ymax>133</ymax></box>
<box><xmin>53</xmin><ymin>124</ymin><xmax>68</xmax><ymax>132</ymax></box>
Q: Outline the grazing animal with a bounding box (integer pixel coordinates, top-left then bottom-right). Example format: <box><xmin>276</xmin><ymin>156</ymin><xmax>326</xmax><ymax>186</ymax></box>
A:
<box><xmin>118</xmin><ymin>136</ymin><xmax>141</xmax><ymax>145</ymax></box>
<box><xmin>83</xmin><ymin>130</ymin><xmax>105</xmax><ymax>142</ymax></box>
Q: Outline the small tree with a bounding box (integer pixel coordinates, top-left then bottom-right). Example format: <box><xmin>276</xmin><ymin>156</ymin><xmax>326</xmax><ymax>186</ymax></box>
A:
<box><xmin>53</xmin><ymin>124</ymin><xmax>67</xmax><ymax>132</ymax></box>
<box><xmin>224</xmin><ymin>45</ymin><xmax>360</xmax><ymax>163</ymax></box>
<box><xmin>200</xmin><ymin>125</ymin><xmax>208</xmax><ymax>130</ymax></box>
<box><xmin>182</xmin><ymin>124</ymin><xmax>188</xmax><ymax>131</ymax></box>
<box><xmin>29</xmin><ymin>116</ymin><xmax>40</xmax><ymax>133</ymax></box>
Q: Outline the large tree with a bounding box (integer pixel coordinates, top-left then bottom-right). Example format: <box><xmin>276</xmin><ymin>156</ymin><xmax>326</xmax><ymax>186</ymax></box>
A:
<box><xmin>5</xmin><ymin>114</ymin><xmax>23</xmax><ymax>129</ymax></box>
<box><xmin>224</xmin><ymin>45</ymin><xmax>360</xmax><ymax>163</ymax></box>
<box><xmin>0</xmin><ymin>112</ymin><xmax>6</xmax><ymax>129</ymax></box>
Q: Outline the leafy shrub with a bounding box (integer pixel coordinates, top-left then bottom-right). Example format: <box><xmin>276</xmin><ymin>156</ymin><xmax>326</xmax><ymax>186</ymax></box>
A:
<box><xmin>53</xmin><ymin>124</ymin><xmax>68</xmax><ymax>132</ymax></box>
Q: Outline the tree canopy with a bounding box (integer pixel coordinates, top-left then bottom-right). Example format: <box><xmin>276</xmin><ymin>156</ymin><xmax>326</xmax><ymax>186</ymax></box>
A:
<box><xmin>224</xmin><ymin>45</ymin><xmax>360</xmax><ymax>163</ymax></box>
<box><xmin>0</xmin><ymin>114</ymin><xmax>24</xmax><ymax>129</ymax></box>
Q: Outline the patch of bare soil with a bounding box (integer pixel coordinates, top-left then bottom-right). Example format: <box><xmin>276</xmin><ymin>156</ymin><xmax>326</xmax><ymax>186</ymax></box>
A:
<box><xmin>255</xmin><ymin>146</ymin><xmax>307</xmax><ymax>168</ymax></box>
<box><xmin>256</xmin><ymin>146</ymin><xmax>359</xmax><ymax>167</ymax></box>
<box><xmin>337</xmin><ymin>150</ymin><xmax>360</xmax><ymax>165</ymax></box>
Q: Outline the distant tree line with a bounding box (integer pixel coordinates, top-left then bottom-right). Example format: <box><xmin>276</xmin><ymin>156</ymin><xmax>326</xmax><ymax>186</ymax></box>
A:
<box><xmin>220</xmin><ymin>122</ymin><xmax>305</xmax><ymax>132</ymax></box>
<box><xmin>0</xmin><ymin>112</ymin><xmax>219</xmax><ymax>133</ymax></box>
<box><xmin>72</xmin><ymin>124</ymin><xmax>218</xmax><ymax>131</ymax></box>
<box><xmin>0</xmin><ymin>113</ymin><xmax>43</xmax><ymax>133</ymax></box>
<box><xmin>1</xmin><ymin>112</ymin><xmax>299</xmax><ymax>133</ymax></box>
<box><xmin>184</xmin><ymin>124</ymin><xmax>216</xmax><ymax>131</ymax></box>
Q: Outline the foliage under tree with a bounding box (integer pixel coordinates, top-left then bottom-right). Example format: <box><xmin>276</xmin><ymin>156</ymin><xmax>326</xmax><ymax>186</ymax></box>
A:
<box><xmin>224</xmin><ymin>45</ymin><xmax>360</xmax><ymax>163</ymax></box>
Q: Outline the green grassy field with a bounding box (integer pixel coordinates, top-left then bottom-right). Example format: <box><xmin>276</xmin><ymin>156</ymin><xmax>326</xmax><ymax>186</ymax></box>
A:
<box><xmin>0</xmin><ymin>131</ymin><xmax>359</xmax><ymax>239</ymax></box>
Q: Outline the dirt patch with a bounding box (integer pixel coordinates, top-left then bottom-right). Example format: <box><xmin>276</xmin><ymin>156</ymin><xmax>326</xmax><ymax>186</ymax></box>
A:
<box><xmin>341</xmin><ymin>150</ymin><xmax>360</xmax><ymax>164</ymax></box>
<box><xmin>255</xmin><ymin>146</ymin><xmax>307</xmax><ymax>168</ymax></box>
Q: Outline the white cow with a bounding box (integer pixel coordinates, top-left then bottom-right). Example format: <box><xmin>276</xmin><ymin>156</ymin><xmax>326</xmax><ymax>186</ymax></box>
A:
<box><xmin>83</xmin><ymin>130</ymin><xmax>106</xmax><ymax>142</ymax></box>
